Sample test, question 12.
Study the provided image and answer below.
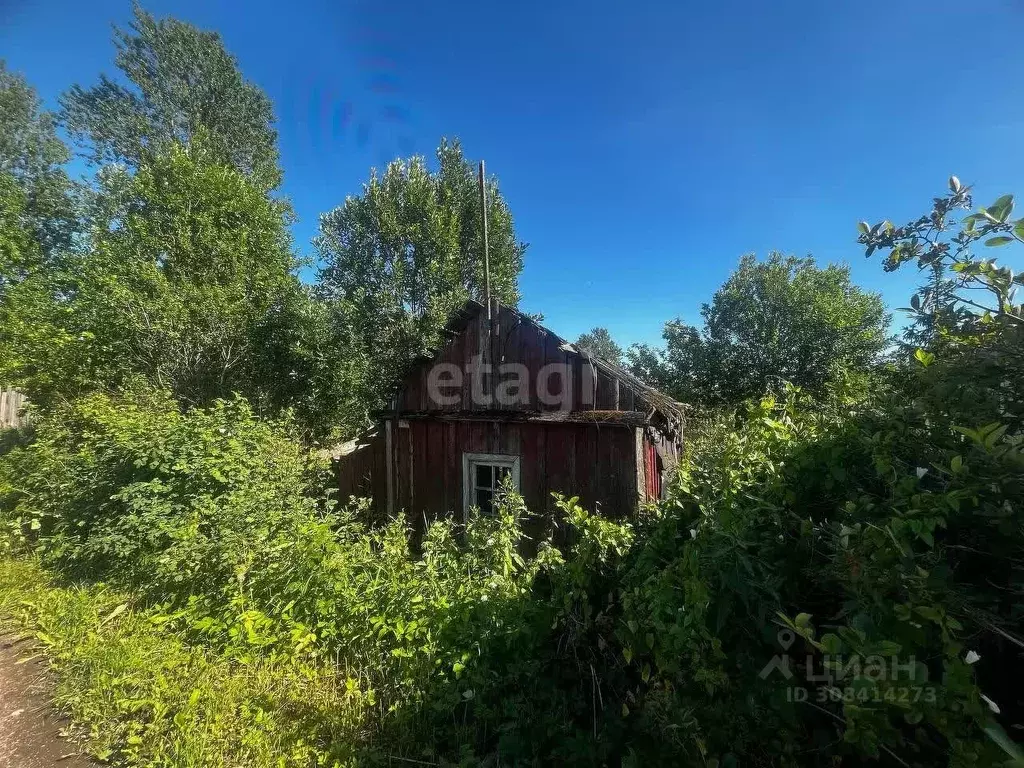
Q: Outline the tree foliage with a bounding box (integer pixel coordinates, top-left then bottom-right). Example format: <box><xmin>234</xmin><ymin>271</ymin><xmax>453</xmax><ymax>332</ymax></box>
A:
<box><xmin>629</xmin><ymin>252</ymin><xmax>890</xmax><ymax>405</ymax></box>
<box><xmin>61</xmin><ymin>4</ymin><xmax>281</xmax><ymax>189</ymax></box>
<box><xmin>576</xmin><ymin>326</ymin><xmax>623</xmax><ymax>364</ymax></box>
<box><xmin>859</xmin><ymin>176</ymin><xmax>1024</xmax><ymax>350</ymax></box>
<box><xmin>860</xmin><ymin>178</ymin><xmax>1024</xmax><ymax>434</ymax></box>
<box><xmin>315</xmin><ymin>139</ymin><xmax>526</xmax><ymax>416</ymax></box>
<box><xmin>251</xmin><ymin>286</ymin><xmax>376</xmax><ymax>441</ymax></box>
<box><xmin>0</xmin><ymin>61</ymin><xmax>77</xmax><ymax>255</ymax></box>
<box><xmin>0</xmin><ymin>142</ymin><xmax>300</xmax><ymax>408</ymax></box>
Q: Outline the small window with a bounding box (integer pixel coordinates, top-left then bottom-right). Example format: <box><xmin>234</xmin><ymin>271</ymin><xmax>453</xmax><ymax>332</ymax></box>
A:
<box><xmin>462</xmin><ymin>453</ymin><xmax>521</xmax><ymax>516</ymax></box>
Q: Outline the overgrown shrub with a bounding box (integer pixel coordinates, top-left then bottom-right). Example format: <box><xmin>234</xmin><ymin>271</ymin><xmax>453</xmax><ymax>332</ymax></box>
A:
<box><xmin>0</xmin><ymin>391</ymin><xmax>324</xmax><ymax>590</ymax></box>
<box><xmin>3</xmin><ymin>180</ymin><xmax>1023</xmax><ymax>766</ymax></box>
<box><xmin>3</xmin><ymin>375</ymin><xmax>1022</xmax><ymax>766</ymax></box>
<box><xmin>597</xmin><ymin>385</ymin><xmax>1023</xmax><ymax>766</ymax></box>
<box><xmin>0</xmin><ymin>558</ymin><xmax>371</xmax><ymax>768</ymax></box>
<box><xmin>0</xmin><ymin>391</ymin><xmax>639</xmax><ymax>763</ymax></box>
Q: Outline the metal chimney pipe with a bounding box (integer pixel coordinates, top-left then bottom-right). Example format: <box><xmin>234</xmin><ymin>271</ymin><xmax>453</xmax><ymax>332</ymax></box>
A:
<box><xmin>478</xmin><ymin>160</ymin><xmax>491</xmax><ymax>321</ymax></box>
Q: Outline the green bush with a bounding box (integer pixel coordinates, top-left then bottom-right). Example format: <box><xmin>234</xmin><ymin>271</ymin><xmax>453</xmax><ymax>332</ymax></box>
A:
<box><xmin>0</xmin><ymin>391</ymin><xmax>324</xmax><ymax>590</ymax></box>
<box><xmin>0</xmin><ymin>391</ymin><xmax>639</xmax><ymax>763</ymax></box>
<box><xmin>597</xmin><ymin>385</ymin><xmax>1023</xmax><ymax>766</ymax></box>
<box><xmin>3</xmin><ymin>374</ymin><xmax>1023</xmax><ymax>766</ymax></box>
<box><xmin>3</xmin><ymin>179</ymin><xmax>1023</xmax><ymax>766</ymax></box>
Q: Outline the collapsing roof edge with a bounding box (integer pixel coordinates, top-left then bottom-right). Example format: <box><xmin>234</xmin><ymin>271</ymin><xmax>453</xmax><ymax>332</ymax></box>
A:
<box><xmin>372</xmin><ymin>409</ymin><xmax>656</xmax><ymax>428</ymax></box>
<box><xmin>435</xmin><ymin>299</ymin><xmax>686</xmax><ymax>429</ymax></box>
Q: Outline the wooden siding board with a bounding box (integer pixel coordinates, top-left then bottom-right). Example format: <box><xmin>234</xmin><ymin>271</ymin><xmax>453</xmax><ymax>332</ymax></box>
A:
<box><xmin>385</xmin><ymin>420</ymin><xmax>395</xmax><ymax>516</ymax></box>
<box><xmin>518</xmin><ymin>424</ymin><xmax>546</xmax><ymax>515</ymax></box>
<box><xmin>544</xmin><ymin>425</ymin><xmax>575</xmax><ymax>518</ymax></box>
<box><xmin>442</xmin><ymin>422</ymin><xmax>455</xmax><ymax>516</ymax></box>
<box><xmin>396</xmin><ymin>422</ymin><xmax>410</xmax><ymax>515</ymax></box>
<box><xmin>334</xmin><ymin>431</ymin><xmax>390</xmax><ymax>520</ymax></box>
<box><xmin>597</xmin><ymin>426</ymin><xmax>616</xmax><ymax>516</ymax></box>
<box><xmin>524</xmin><ymin>320</ymin><xmax>540</xmax><ymax>410</ymax></box>
<box><xmin>575</xmin><ymin>425</ymin><xmax>597</xmax><ymax>513</ymax></box>
<box><xmin>463</xmin><ymin>314</ymin><xmax>479</xmax><ymax>410</ymax></box>
<box><xmin>337</xmin><ymin>418</ymin><xmax>654</xmax><ymax>532</ymax></box>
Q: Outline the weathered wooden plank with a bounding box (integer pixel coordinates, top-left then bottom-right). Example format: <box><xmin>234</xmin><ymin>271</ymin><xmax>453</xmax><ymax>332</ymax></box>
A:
<box><xmin>462</xmin><ymin>313</ymin><xmax>479</xmax><ymax>410</ymax></box>
<box><xmin>443</xmin><ymin>421</ymin><xmax>459</xmax><ymax>516</ymax></box>
<box><xmin>425</xmin><ymin>420</ymin><xmax>445</xmax><ymax>519</ymax></box>
<box><xmin>0</xmin><ymin>389</ymin><xmax>25</xmax><ymax>430</ymax></box>
<box><xmin>634</xmin><ymin>427</ymin><xmax>646</xmax><ymax>513</ymax></box>
<box><xmin>574</xmin><ymin>425</ymin><xmax>598</xmax><ymax>513</ymax></box>
<box><xmin>544</xmin><ymin>425</ymin><xmax>575</xmax><ymax>515</ymax></box>
<box><xmin>594</xmin><ymin>369</ymin><xmax>616</xmax><ymax>410</ymax></box>
<box><xmin>385</xmin><ymin>419</ymin><xmax>395</xmax><ymax>516</ymax></box>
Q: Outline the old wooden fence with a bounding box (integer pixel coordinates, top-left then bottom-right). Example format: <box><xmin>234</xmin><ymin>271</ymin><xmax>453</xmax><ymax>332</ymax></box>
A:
<box><xmin>0</xmin><ymin>388</ymin><xmax>26</xmax><ymax>429</ymax></box>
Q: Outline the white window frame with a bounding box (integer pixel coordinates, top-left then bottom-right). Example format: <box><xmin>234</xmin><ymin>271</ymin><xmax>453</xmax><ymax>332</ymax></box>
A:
<box><xmin>462</xmin><ymin>452</ymin><xmax>521</xmax><ymax>517</ymax></box>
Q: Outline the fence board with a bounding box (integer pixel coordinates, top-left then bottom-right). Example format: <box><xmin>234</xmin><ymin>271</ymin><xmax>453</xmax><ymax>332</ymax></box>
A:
<box><xmin>0</xmin><ymin>388</ymin><xmax>26</xmax><ymax>429</ymax></box>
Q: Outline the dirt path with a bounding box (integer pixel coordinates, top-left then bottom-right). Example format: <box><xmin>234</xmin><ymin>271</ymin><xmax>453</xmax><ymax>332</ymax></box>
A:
<box><xmin>0</xmin><ymin>631</ymin><xmax>94</xmax><ymax>768</ymax></box>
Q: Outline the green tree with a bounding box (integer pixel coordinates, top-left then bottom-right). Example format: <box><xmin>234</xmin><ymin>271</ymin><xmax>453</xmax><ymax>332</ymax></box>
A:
<box><xmin>0</xmin><ymin>61</ymin><xmax>77</xmax><ymax>256</ymax></box>
<box><xmin>250</xmin><ymin>287</ymin><xmax>375</xmax><ymax>442</ymax></box>
<box><xmin>315</xmin><ymin>139</ymin><xmax>526</xmax><ymax>414</ymax></box>
<box><xmin>575</xmin><ymin>327</ymin><xmax>623</xmax><ymax>364</ymax></box>
<box><xmin>0</xmin><ymin>142</ymin><xmax>300</xmax><ymax>409</ymax></box>
<box><xmin>630</xmin><ymin>253</ymin><xmax>889</xmax><ymax>405</ymax></box>
<box><xmin>61</xmin><ymin>4</ymin><xmax>281</xmax><ymax>190</ymax></box>
<box><xmin>0</xmin><ymin>175</ymin><xmax>39</xmax><ymax>296</ymax></box>
<box><xmin>859</xmin><ymin>176</ymin><xmax>1023</xmax><ymax>343</ymax></box>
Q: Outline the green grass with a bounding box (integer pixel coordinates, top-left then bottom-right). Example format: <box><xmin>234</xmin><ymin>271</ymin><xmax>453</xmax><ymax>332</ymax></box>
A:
<box><xmin>0</xmin><ymin>557</ymin><xmax>372</xmax><ymax>767</ymax></box>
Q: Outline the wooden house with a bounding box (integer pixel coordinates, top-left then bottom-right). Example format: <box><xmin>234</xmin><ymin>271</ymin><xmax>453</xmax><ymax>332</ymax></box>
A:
<box><xmin>335</xmin><ymin>300</ymin><xmax>684</xmax><ymax>531</ymax></box>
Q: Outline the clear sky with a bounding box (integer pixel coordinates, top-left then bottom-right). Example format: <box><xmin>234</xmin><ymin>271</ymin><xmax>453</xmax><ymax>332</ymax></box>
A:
<box><xmin>3</xmin><ymin>0</ymin><xmax>1023</xmax><ymax>346</ymax></box>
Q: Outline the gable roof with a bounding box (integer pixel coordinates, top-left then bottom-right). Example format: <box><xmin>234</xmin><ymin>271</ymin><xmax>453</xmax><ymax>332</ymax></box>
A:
<box><xmin>427</xmin><ymin>299</ymin><xmax>685</xmax><ymax>434</ymax></box>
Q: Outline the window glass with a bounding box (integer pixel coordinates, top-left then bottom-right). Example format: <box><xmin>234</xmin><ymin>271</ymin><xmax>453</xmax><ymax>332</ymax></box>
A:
<box><xmin>464</xmin><ymin>454</ymin><xmax>520</xmax><ymax>516</ymax></box>
<box><xmin>475</xmin><ymin>463</ymin><xmax>492</xmax><ymax>488</ymax></box>
<box><xmin>476</xmin><ymin>489</ymin><xmax>493</xmax><ymax>514</ymax></box>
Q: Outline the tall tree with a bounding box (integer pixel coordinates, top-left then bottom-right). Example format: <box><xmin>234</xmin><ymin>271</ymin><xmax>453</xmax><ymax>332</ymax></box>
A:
<box><xmin>0</xmin><ymin>175</ymin><xmax>38</xmax><ymax>295</ymax></box>
<box><xmin>61</xmin><ymin>4</ymin><xmax>281</xmax><ymax>189</ymax></box>
<box><xmin>0</xmin><ymin>142</ymin><xmax>300</xmax><ymax>409</ymax></box>
<box><xmin>315</xmin><ymin>139</ymin><xmax>526</xmax><ymax>413</ymax></box>
<box><xmin>0</xmin><ymin>61</ymin><xmax>77</xmax><ymax>256</ymax></box>
<box><xmin>576</xmin><ymin>327</ymin><xmax>623</xmax><ymax>364</ymax></box>
<box><xmin>629</xmin><ymin>253</ymin><xmax>889</xmax><ymax>405</ymax></box>
<box><xmin>251</xmin><ymin>288</ymin><xmax>375</xmax><ymax>441</ymax></box>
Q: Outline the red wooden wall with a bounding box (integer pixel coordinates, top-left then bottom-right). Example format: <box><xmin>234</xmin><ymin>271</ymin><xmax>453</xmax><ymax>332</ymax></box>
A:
<box><xmin>334</xmin><ymin>433</ymin><xmax>387</xmax><ymax>515</ymax></box>
<box><xmin>337</xmin><ymin>419</ymin><xmax>641</xmax><ymax>532</ymax></box>
<box><xmin>336</xmin><ymin>300</ymin><xmax>683</xmax><ymax>530</ymax></box>
<box><xmin>642</xmin><ymin>435</ymin><xmax>661</xmax><ymax>501</ymax></box>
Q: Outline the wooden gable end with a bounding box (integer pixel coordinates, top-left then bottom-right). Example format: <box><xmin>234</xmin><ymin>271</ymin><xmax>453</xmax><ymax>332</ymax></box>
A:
<box><xmin>390</xmin><ymin>303</ymin><xmax>639</xmax><ymax>414</ymax></box>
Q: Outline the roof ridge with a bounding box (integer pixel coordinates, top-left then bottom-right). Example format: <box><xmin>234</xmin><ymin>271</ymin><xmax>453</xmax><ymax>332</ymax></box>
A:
<box><xmin>449</xmin><ymin>299</ymin><xmax>685</xmax><ymax>424</ymax></box>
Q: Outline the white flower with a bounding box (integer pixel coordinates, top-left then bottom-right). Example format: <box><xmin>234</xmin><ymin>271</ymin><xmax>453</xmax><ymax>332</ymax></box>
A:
<box><xmin>689</xmin><ymin>528</ymin><xmax>698</xmax><ymax>539</ymax></box>
<box><xmin>981</xmin><ymin>694</ymin><xmax>1001</xmax><ymax>714</ymax></box>
<box><xmin>916</xmin><ymin>467</ymin><xmax>928</xmax><ymax>479</ymax></box>
<box><xmin>965</xmin><ymin>650</ymin><xmax>981</xmax><ymax>665</ymax></box>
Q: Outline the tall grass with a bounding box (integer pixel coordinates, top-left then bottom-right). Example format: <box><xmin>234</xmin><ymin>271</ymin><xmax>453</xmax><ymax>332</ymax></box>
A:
<box><xmin>0</xmin><ymin>558</ymin><xmax>370</xmax><ymax>767</ymax></box>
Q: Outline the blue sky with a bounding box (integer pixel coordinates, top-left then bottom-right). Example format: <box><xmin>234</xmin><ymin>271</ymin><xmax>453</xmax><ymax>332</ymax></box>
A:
<box><xmin>3</xmin><ymin>0</ymin><xmax>1023</xmax><ymax>346</ymax></box>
